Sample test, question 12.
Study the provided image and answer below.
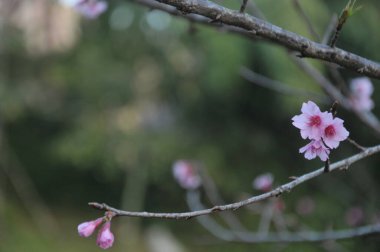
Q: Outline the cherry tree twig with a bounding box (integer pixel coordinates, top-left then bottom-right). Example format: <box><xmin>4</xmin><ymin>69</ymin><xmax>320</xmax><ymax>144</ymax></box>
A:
<box><xmin>185</xmin><ymin>190</ymin><xmax>380</xmax><ymax>243</ymax></box>
<box><xmin>322</xmin><ymin>14</ymin><xmax>339</xmax><ymax>45</ymax></box>
<box><xmin>292</xmin><ymin>0</ymin><xmax>320</xmax><ymax>40</ymax></box>
<box><xmin>89</xmin><ymin>144</ymin><xmax>380</xmax><ymax>219</ymax></box>
<box><xmin>240</xmin><ymin>66</ymin><xmax>329</xmax><ymax>103</ymax></box>
<box><xmin>134</xmin><ymin>0</ymin><xmax>380</xmax><ymax>79</ymax></box>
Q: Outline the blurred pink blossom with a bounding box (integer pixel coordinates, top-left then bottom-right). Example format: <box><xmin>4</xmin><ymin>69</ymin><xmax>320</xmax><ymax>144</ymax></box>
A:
<box><xmin>345</xmin><ymin>207</ymin><xmax>364</xmax><ymax>227</ymax></box>
<box><xmin>349</xmin><ymin>77</ymin><xmax>374</xmax><ymax>111</ymax></box>
<box><xmin>75</xmin><ymin>0</ymin><xmax>108</xmax><ymax>19</ymax></box>
<box><xmin>299</xmin><ymin>140</ymin><xmax>330</xmax><ymax>161</ymax></box>
<box><xmin>60</xmin><ymin>0</ymin><xmax>108</xmax><ymax>19</ymax></box>
<box><xmin>292</xmin><ymin>101</ymin><xmax>331</xmax><ymax>140</ymax></box>
<box><xmin>172</xmin><ymin>160</ymin><xmax>201</xmax><ymax>190</ymax></box>
<box><xmin>77</xmin><ymin>217</ymin><xmax>104</xmax><ymax>237</ymax></box>
<box><xmin>97</xmin><ymin>221</ymin><xmax>115</xmax><ymax>249</ymax></box>
<box><xmin>252</xmin><ymin>173</ymin><xmax>273</xmax><ymax>192</ymax></box>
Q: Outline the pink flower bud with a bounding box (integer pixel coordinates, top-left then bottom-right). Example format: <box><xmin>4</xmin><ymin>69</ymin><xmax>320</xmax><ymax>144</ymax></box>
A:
<box><xmin>252</xmin><ymin>173</ymin><xmax>273</xmax><ymax>191</ymax></box>
<box><xmin>97</xmin><ymin>221</ymin><xmax>114</xmax><ymax>249</ymax></box>
<box><xmin>77</xmin><ymin>217</ymin><xmax>104</xmax><ymax>237</ymax></box>
<box><xmin>349</xmin><ymin>77</ymin><xmax>374</xmax><ymax>111</ymax></box>
<box><xmin>75</xmin><ymin>0</ymin><xmax>108</xmax><ymax>19</ymax></box>
<box><xmin>172</xmin><ymin>160</ymin><xmax>201</xmax><ymax>190</ymax></box>
<box><xmin>299</xmin><ymin>140</ymin><xmax>330</xmax><ymax>161</ymax></box>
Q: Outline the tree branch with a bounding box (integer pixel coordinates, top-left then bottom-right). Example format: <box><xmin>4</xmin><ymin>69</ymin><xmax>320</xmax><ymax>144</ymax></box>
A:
<box><xmin>136</xmin><ymin>0</ymin><xmax>380</xmax><ymax>79</ymax></box>
<box><xmin>89</xmin><ymin>144</ymin><xmax>380</xmax><ymax>219</ymax></box>
<box><xmin>240</xmin><ymin>66</ymin><xmax>329</xmax><ymax>103</ymax></box>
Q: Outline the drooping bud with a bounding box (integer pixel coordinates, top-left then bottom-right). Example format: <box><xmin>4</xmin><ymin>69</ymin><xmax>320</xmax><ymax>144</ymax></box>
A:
<box><xmin>96</xmin><ymin>221</ymin><xmax>115</xmax><ymax>249</ymax></box>
<box><xmin>78</xmin><ymin>217</ymin><xmax>104</xmax><ymax>237</ymax></box>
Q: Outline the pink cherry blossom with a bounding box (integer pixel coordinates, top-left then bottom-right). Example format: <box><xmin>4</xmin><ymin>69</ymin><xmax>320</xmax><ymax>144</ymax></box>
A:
<box><xmin>172</xmin><ymin>160</ymin><xmax>201</xmax><ymax>190</ymax></box>
<box><xmin>350</xmin><ymin>77</ymin><xmax>374</xmax><ymax>97</ymax></box>
<box><xmin>349</xmin><ymin>77</ymin><xmax>374</xmax><ymax>111</ymax></box>
<box><xmin>97</xmin><ymin>221</ymin><xmax>114</xmax><ymax>249</ymax></box>
<box><xmin>77</xmin><ymin>217</ymin><xmax>104</xmax><ymax>237</ymax></box>
<box><xmin>75</xmin><ymin>0</ymin><xmax>108</xmax><ymax>19</ymax></box>
<box><xmin>252</xmin><ymin>173</ymin><xmax>273</xmax><ymax>192</ymax></box>
<box><xmin>299</xmin><ymin>140</ymin><xmax>330</xmax><ymax>161</ymax></box>
<box><xmin>322</xmin><ymin>114</ymin><xmax>349</xmax><ymax>149</ymax></box>
<box><xmin>292</xmin><ymin>101</ymin><xmax>331</xmax><ymax>140</ymax></box>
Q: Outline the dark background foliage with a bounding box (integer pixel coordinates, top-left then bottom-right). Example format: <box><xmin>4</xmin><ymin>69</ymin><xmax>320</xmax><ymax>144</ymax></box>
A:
<box><xmin>0</xmin><ymin>0</ymin><xmax>379</xmax><ymax>251</ymax></box>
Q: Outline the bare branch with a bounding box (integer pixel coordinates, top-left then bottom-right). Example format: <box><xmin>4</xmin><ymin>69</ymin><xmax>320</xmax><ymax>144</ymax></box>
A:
<box><xmin>240</xmin><ymin>66</ymin><xmax>329</xmax><ymax>103</ymax></box>
<box><xmin>292</xmin><ymin>0</ymin><xmax>320</xmax><ymax>40</ymax></box>
<box><xmin>322</xmin><ymin>14</ymin><xmax>339</xmax><ymax>45</ymax></box>
<box><xmin>135</xmin><ymin>0</ymin><xmax>380</xmax><ymax>79</ymax></box>
<box><xmin>186</xmin><ymin>191</ymin><xmax>380</xmax><ymax>243</ymax></box>
<box><xmin>89</xmin><ymin>144</ymin><xmax>380</xmax><ymax>219</ymax></box>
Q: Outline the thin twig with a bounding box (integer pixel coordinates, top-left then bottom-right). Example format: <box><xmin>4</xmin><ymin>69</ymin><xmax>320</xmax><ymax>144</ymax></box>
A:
<box><xmin>292</xmin><ymin>0</ymin><xmax>320</xmax><ymax>40</ymax></box>
<box><xmin>89</xmin><ymin>144</ymin><xmax>380</xmax><ymax>219</ymax></box>
<box><xmin>186</xmin><ymin>191</ymin><xmax>380</xmax><ymax>243</ymax></box>
<box><xmin>322</xmin><ymin>14</ymin><xmax>339</xmax><ymax>45</ymax></box>
<box><xmin>347</xmin><ymin>137</ymin><xmax>367</xmax><ymax>151</ymax></box>
<box><xmin>198</xmin><ymin>165</ymin><xmax>248</xmax><ymax>231</ymax></box>
<box><xmin>330</xmin><ymin>0</ymin><xmax>359</xmax><ymax>47</ymax></box>
<box><xmin>239</xmin><ymin>0</ymin><xmax>248</xmax><ymax>13</ymax></box>
<box><xmin>240</xmin><ymin>66</ymin><xmax>329</xmax><ymax>103</ymax></box>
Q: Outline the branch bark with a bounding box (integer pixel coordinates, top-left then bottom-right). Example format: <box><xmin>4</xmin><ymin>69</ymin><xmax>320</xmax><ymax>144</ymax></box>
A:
<box><xmin>133</xmin><ymin>0</ymin><xmax>380</xmax><ymax>79</ymax></box>
<box><xmin>89</xmin><ymin>144</ymin><xmax>380</xmax><ymax>219</ymax></box>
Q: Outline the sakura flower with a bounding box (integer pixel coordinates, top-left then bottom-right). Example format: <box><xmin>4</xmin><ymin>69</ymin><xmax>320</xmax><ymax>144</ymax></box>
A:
<box><xmin>75</xmin><ymin>0</ymin><xmax>108</xmax><ymax>19</ymax></box>
<box><xmin>322</xmin><ymin>114</ymin><xmax>349</xmax><ymax>149</ymax></box>
<box><xmin>252</xmin><ymin>173</ymin><xmax>273</xmax><ymax>192</ymax></box>
<box><xmin>349</xmin><ymin>77</ymin><xmax>374</xmax><ymax>111</ymax></box>
<box><xmin>299</xmin><ymin>140</ymin><xmax>330</xmax><ymax>161</ymax></box>
<box><xmin>172</xmin><ymin>160</ymin><xmax>201</xmax><ymax>190</ymax></box>
<box><xmin>292</xmin><ymin>101</ymin><xmax>331</xmax><ymax>140</ymax></box>
<box><xmin>77</xmin><ymin>217</ymin><xmax>104</xmax><ymax>237</ymax></box>
<box><xmin>97</xmin><ymin>221</ymin><xmax>114</xmax><ymax>249</ymax></box>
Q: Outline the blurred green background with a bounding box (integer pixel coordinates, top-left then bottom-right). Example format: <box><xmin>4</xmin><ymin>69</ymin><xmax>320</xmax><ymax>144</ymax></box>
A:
<box><xmin>1</xmin><ymin>0</ymin><xmax>380</xmax><ymax>251</ymax></box>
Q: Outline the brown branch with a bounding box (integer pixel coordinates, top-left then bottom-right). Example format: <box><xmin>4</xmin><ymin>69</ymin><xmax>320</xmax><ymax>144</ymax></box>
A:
<box><xmin>136</xmin><ymin>0</ymin><xmax>380</xmax><ymax>79</ymax></box>
<box><xmin>89</xmin><ymin>144</ymin><xmax>380</xmax><ymax>219</ymax></box>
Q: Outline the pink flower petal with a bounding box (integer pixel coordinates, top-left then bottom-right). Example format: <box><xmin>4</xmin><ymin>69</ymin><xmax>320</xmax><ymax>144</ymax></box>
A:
<box><xmin>97</xmin><ymin>221</ymin><xmax>114</xmax><ymax>249</ymax></box>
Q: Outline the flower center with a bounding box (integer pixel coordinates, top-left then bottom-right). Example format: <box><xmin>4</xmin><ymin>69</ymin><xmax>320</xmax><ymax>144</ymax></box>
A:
<box><xmin>308</xmin><ymin>115</ymin><xmax>321</xmax><ymax>127</ymax></box>
<box><xmin>324</xmin><ymin>125</ymin><xmax>335</xmax><ymax>137</ymax></box>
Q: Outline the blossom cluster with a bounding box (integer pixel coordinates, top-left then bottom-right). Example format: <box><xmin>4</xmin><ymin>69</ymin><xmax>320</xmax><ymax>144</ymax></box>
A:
<box><xmin>172</xmin><ymin>160</ymin><xmax>202</xmax><ymax>190</ymax></box>
<box><xmin>292</xmin><ymin>101</ymin><xmax>349</xmax><ymax>161</ymax></box>
<box><xmin>78</xmin><ymin>212</ymin><xmax>115</xmax><ymax>249</ymax></box>
<box><xmin>349</xmin><ymin>77</ymin><xmax>374</xmax><ymax>111</ymax></box>
<box><xmin>60</xmin><ymin>0</ymin><xmax>108</xmax><ymax>19</ymax></box>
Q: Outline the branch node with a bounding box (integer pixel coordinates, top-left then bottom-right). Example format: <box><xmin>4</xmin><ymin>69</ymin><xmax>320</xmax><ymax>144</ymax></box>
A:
<box><xmin>211</xmin><ymin>206</ymin><xmax>222</xmax><ymax>212</ymax></box>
